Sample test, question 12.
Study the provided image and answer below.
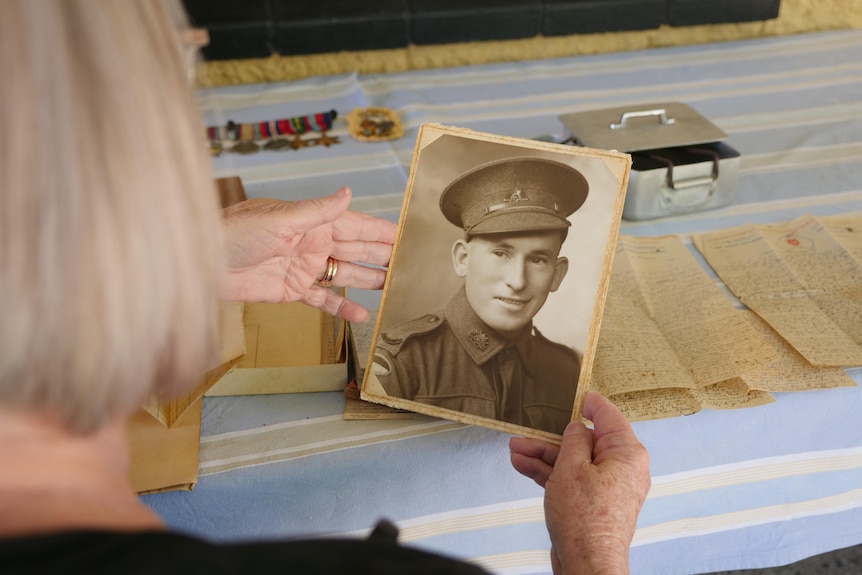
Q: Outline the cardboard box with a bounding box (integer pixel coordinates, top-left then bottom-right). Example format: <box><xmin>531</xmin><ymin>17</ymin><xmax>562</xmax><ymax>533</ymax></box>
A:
<box><xmin>205</xmin><ymin>300</ymin><xmax>347</xmax><ymax>396</ymax></box>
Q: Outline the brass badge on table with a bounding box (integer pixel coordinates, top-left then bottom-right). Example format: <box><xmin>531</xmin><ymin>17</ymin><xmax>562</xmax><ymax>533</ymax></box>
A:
<box><xmin>346</xmin><ymin>107</ymin><xmax>403</xmax><ymax>142</ymax></box>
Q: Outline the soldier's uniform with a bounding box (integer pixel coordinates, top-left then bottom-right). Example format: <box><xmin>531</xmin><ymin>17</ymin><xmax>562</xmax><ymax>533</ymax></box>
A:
<box><xmin>373</xmin><ymin>287</ymin><xmax>581</xmax><ymax>434</ymax></box>
<box><xmin>373</xmin><ymin>156</ymin><xmax>590</xmax><ymax>435</ymax></box>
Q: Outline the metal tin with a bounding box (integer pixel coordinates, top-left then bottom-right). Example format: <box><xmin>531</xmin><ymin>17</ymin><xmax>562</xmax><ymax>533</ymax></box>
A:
<box><xmin>559</xmin><ymin>102</ymin><xmax>740</xmax><ymax>221</ymax></box>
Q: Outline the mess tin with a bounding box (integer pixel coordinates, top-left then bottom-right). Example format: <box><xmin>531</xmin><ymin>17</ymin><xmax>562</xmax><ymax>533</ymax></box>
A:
<box><xmin>559</xmin><ymin>102</ymin><xmax>740</xmax><ymax>221</ymax></box>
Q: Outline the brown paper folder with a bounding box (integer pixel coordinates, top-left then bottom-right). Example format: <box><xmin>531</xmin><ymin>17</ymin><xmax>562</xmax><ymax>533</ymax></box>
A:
<box><xmin>128</xmin><ymin>302</ymin><xmax>245</xmax><ymax>493</ymax></box>
<box><xmin>128</xmin><ymin>399</ymin><xmax>203</xmax><ymax>494</ymax></box>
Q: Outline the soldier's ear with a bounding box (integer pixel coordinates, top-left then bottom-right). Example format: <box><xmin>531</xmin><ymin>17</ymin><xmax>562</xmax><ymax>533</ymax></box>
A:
<box><xmin>550</xmin><ymin>257</ymin><xmax>568</xmax><ymax>292</ymax></box>
<box><xmin>452</xmin><ymin>239</ymin><xmax>469</xmax><ymax>278</ymax></box>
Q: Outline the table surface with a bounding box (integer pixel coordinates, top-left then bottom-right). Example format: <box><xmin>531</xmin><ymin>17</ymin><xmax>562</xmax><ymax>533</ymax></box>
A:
<box><xmin>143</xmin><ymin>30</ymin><xmax>862</xmax><ymax>575</ymax></box>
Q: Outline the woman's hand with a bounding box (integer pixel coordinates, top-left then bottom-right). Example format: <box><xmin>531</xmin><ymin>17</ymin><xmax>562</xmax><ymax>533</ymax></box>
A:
<box><xmin>510</xmin><ymin>391</ymin><xmax>651</xmax><ymax>575</ymax></box>
<box><xmin>220</xmin><ymin>187</ymin><xmax>398</xmax><ymax>322</ymax></box>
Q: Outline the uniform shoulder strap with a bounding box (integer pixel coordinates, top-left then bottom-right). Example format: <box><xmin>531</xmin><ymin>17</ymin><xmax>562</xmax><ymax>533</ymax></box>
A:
<box><xmin>375</xmin><ymin>313</ymin><xmax>446</xmax><ymax>355</ymax></box>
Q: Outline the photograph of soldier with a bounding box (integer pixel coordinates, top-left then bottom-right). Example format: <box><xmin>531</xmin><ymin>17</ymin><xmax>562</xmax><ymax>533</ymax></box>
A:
<box><xmin>361</xmin><ymin>126</ymin><xmax>629</xmax><ymax>438</ymax></box>
<box><xmin>373</xmin><ymin>157</ymin><xmax>586</xmax><ymax>434</ymax></box>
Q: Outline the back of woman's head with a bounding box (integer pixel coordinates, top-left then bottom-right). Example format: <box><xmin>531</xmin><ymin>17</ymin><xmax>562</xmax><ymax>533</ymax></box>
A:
<box><xmin>0</xmin><ymin>0</ymin><xmax>223</xmax><ymax>433</ymax></box>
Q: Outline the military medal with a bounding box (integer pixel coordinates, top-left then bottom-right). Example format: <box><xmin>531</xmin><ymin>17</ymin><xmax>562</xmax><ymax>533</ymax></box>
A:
<box><xmin>263</xmin><ymin>138</ymin><xmax>291</xmax><ymax>151</ymax></box>
<box><xmin>231</xmin><ymin>140</ymin><xmax>260</xmax><ymax>154</ymax></box>
<box><xmin>314</xmin><ymin>132</ymin><xmax>340</xmax><ymax>147</ymax></box>
<box><xmin>288</xmin><ymin>135</ymin><xmax>308</xmax><ymax>150</ymax></box>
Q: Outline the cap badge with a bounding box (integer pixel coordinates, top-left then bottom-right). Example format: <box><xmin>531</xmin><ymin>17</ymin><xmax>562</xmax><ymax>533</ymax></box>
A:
<box><xmin>486</xmin><ymin>189</ymin><xmax>534</xmax><ymax>215</ymax></box>
<box><xmin>467</xmin><ymin>329</ymin><xmax>490</xmax><ymax>351</ymax></box>
<box><xmin>505</xmin><ymin>189</ymin><xmax>529</xmax><ymax>203</ymax></box>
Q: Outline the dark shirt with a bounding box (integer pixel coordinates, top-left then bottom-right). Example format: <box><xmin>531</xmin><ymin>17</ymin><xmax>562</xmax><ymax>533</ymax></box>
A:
<box><xmin>0</xmin><ymin>527</ymin><xmax>490</xmax><ymax>575</ymax></box>
<box><xmin>373</xmin><ymin>288</ymin><xmax>580</xmax><ymax>435</ymax></box>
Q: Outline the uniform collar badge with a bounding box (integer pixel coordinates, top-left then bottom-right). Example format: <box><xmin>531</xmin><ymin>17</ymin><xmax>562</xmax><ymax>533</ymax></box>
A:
<box><xmin>467</xmin><ymin>329</ymin><xmax>489</xmax><ymax>351</ymax></box>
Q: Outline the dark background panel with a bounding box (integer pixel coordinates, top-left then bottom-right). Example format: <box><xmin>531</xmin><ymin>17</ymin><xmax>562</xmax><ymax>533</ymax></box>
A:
<box><xmin>181</xmin><ymin>0</ymin><xmax>782</xmax><ymax>60</ymax></box>
<box><xmin>408</xmin><ymin>0</ymin><xmax>542</xmax><ymax>45</ymax></box>
<box><xmin>543</xmin><ymin>0</ymin><xmax>668</xmax><ymax>36</ymax></box>
<box><xmin>667</xmin><ymin>0</ymin><xmax>781</xmax><ymax>26</ymax></box>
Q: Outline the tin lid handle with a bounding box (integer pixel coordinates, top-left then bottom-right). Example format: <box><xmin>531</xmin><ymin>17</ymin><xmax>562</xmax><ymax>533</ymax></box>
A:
<box><xmin>609</xmin><ymin>108</ymin><xmax>676</xmax><ymax>130</ymax></box>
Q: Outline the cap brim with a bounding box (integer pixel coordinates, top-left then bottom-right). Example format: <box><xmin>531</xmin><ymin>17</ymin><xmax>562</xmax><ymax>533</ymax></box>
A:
<box><xmin>467</xmin><ymin>210</ymin><xmax>571</xmax><ymax>236</ymax></box>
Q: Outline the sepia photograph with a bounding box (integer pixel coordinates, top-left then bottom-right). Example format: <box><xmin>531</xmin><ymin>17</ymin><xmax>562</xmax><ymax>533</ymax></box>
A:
<box><xmin>361</xmin><ymin>124</ymin><xmax>630</xmax><ymax>440</ymax></box>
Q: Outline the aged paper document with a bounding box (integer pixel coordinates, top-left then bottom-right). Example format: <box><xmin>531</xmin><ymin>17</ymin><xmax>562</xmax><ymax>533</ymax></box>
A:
<box><xmin>691</xmin><ymin>379</ymin><xmax>774</xmax><ymax>411</ymax></box>
<box><xmin>607</xmin><ymin>388</ymin><xmax>702</xmax><ymax>421</ymax></box>
<box><xmin>679</xmin><ymin>308</ymin><xmax>856</xmax><ymax>418</ymax></box>
<box><xmin>594</xmin><ymin>233</ymin><xmax>857</xmax><ymax>421</ymax></box>
<box><xmin>822</xmin><ymin>215</ymin><xmax>862</xmax><ymax>264</ymax></box>
<box><xmin>693</xmin><ymin>214</ymin><xmax>862</xmax><ymax>366</ymax></box>
<box><xmin>736</xmin><ymin>309</ymin><xmax>856</xmax><ymax>393</ymax></box>
<box><xmin>591</xmin><ymin>235</ymin><xmax>779</xmax><ymax>403</ymax></box>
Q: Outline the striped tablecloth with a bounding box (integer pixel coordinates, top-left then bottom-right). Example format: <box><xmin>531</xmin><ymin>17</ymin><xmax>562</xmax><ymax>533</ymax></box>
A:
<box><xmin>143</xmin><ymin>30</ymin><xmax>862</xmax><ymax>575</ymax></box>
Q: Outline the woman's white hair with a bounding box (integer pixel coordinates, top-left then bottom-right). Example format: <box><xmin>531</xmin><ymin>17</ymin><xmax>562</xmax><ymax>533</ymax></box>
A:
<box><xmin>0</xmin><ymin>0</ymin><xmax>223</xmax><ymax>433</ymax></box>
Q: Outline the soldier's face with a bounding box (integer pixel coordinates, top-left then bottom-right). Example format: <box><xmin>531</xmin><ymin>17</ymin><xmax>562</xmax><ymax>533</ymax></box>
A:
<box><xmin>452</xmin><ymin>231</ymin><xmax>568</xmax><ymax>340</ymax></box>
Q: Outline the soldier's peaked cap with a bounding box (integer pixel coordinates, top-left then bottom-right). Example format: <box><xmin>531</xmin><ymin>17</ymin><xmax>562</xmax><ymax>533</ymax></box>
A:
<box><xmin>439</xmin><ymin>157</ymin><xmax>589</xmax><ymax>236</ymax></box>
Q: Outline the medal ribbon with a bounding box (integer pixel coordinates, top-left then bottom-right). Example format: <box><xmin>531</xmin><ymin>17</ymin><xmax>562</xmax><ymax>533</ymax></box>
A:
<box><xmin>205</xmin><ymin>109</ymin><xmax>338</xmax><ymax>142</ymax></box>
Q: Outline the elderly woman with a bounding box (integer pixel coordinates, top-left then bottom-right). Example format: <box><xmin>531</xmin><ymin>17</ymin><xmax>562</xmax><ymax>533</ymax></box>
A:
<box><xmin>0</xmin><ymin>1</ymin><xmax>649</xmax><ymax>573</ymax></box>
